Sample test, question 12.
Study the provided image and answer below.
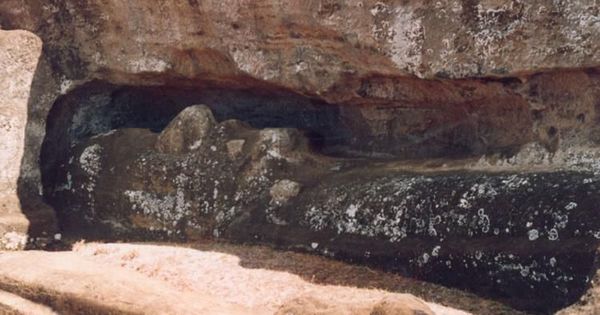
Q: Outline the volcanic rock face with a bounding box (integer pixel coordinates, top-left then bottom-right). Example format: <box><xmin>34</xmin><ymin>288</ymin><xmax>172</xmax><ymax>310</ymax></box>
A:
<box><xmin>44</xmin><ymin>105</ymin><xmax>600</xmax><ymax>313</ymax></box>
<box><xmin>0</xmin><ymin>30</ymin><xmax>39</xmax><ymax>248</ymax></box>
<box><xmin>0</xmin><ymin>30</ymin><xmax>57</xmax><ymax>249</ymax></box>
<box><xmin>1</xmin><ymin>0</ymin><xmax>599</xmax><ymax>82</ymax></box>
<box><xmin>1</xmin><ymin>0</ymin><xmax>600</xmax><ymax>314</ymax></box>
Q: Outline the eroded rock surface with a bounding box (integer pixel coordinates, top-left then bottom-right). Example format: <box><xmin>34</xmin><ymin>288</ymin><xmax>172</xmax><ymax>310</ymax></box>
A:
<box><xmin>0</xmin><ymin>290</ymin><xmax>57</xmax><ymax>315</ymax></box>
<box><xmin>1</xmin><ymin>1</ymin><xmax>600</xmax><ymax>313</ymax></box>
<box><xmin>0</xmin><ymin>241</ymin><xmax>479</xmax><ymax>315</ymax></box>
<box><xmin>0</xmin><ymin>1</ymin><xmax>598</xmax><ymax>223</ymax></box>
<box><xmin>45</xmin><ymin>106</ymin><xmax>600</xmax><ymax>313</ymax></box>
<box><xmin>1</xmin><ymin>0</ymin><xmax>598</xmax><ymax>83</ymax></box>
<box><xmin>0</xmin><ymin>30</ymin><xmax>57</xmax><ymax>249</ymax></box>
<box><xmin>0</xmin><ymin>249</ymin><xmax>252</xmax><ymax>315</ymax></box>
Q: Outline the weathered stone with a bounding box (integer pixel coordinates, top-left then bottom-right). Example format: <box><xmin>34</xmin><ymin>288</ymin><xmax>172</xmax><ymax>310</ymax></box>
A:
<box><xmin>1</xmin><ymin>1</ymin><xmax>598</xmax><ymax>84</ymax></box>
<box><xmin>0</xmin><ymin>250</ymin><xmax>250</xmax><ymax>314</ymax></box>
<box><xmin>0</xmin><ymin>30</ymin><xmax>57</xmax><ymax>249</ymax></box>
<box><xmin>156</xmin><ymin>105</ymin><xmax>216</xmax><ymax>154</ymax></box>
<box><xmin>0</xmin><ymin>289</ymin><xmax>57</xmax><ymax>315</ymax></box>
<box><xmin>371</xmin><ymin>296</ymin><xmax>435</xmax><ymax>315</ymax></box>
<box><xmin>4</xmin><ymin>241</ymin><xmax>470</xmax><ymax>315</ymax></box>
<box><xmin>276</xmin><ymin>294</ymin><xmax>434</xmax><ymax>315</ymax></box>
<box><xmin>0</xmin><ymin>30</ymin><xmax>38</xmax><ymax>216</ymax></box>
<box><xmin>0</xmin><ymin>3</ymin><xmax>597</xmax><ymax>246</ymax></box>
<box><xmin>47</xmin><ymin>106</ymin><xmax>600</xmax><ymax>313</ymax></box>
<box><xmin>226</xmin><ymin>139</ymin><xmax>246</xmax><ymax>159</ymax></box>
<box><xmin>257</xmin><ymin>128</ymin><xmax>309</xmax><ymax>162</ymax></box>
<box><xmin>270</xmin><ymin>180</ymin><xmax>301</xmax><ymax>206</ymax></box>
<box><xmin>0</xmin><ymin>1</ymin><xmax>599</xmax><ymax>313</ymax></box>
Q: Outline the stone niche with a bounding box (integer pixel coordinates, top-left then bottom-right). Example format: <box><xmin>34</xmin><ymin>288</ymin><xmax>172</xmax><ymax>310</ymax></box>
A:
<box><xmin>2</xmin><ymin>1</ymin><xmax>600</xmax><ymax>313</ymax></box>
<box><xmin>39</xmin><ymin>79</ymin><xmax>600</xmax><ymax>314</ymax></box>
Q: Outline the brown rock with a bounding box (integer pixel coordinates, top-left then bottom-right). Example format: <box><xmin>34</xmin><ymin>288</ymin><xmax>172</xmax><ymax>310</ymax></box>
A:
<box><xmin>1</xmin><ymin>1</ymin><xmax>598</xmax><ymax>83</ymax></box>
<box><xmin>371</xmin><ymin>296</ymin><xmax>434</xmax><ymax>315</ymax></box>
<box><xmin>48</xmin><ymin>106</ymin><xmax>600</xmax><ymax>312</ymax></box>
<box><xmin>0</xmin><ymin>29</ymin><xmax>57</xmax><ymax>249</ymax></box>
<box><xmin>276</xmin><ymin>295</ymin><xmax>434</xmax><ymax>315</ymax></box>
<box><xmin>0</xmin><ymin>2</ymin><xmax>598</xmax><ymax>243</ymax></box>
<box><xmin>0</xmin><ymin>290</ymin><xmax>57</xmax><ymax>315</ymax></box>
<box><xmin>270</xmin><ymin>179</ymin><xmax>301</xmax><ymax>205</ymax></box>
<box><xmin>226</xmin><ymin>139</ymin><xmax>246</xmax><ymax>159</ymax></box>
<box><xmin>0</xmin><ymin>250</ymin><xmax>250</xmax><ymax>315</ymax></box>
<box><xmin>0</xmin><ymin>1</ymin><xmax>599</xmax><ymax>313</ymax></box>
<box><xmin>156</xmin><ymin>104</ymin><xmax>216</xmax><ymax>154</ymax></box>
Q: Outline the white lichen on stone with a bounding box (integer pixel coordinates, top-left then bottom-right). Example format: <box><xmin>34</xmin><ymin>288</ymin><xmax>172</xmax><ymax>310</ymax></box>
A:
<box><xmin>59</xmin><ymin>77</ymin><xmax>73</xmax><ymax>94</ymax></box>
<box><xmin>189</xmin><ymin>140</ymin><xmax>203</xmax><ymax>151</ymax></box>
<box><xmin>565</xmin><ymin>202</ymin><xmax>578</xmax><ymax>211</ymax></box>
<box><xmin>124</xmin><ymin>190</ymin><xmax>190</xmax><ymax>228</ymax></box>
<box><xmin>432</xmin><ymin>245</ymin><xmax>441</xmax><ymax>257</ymax></box>
<box><xmin>128</xmin><ymin>57</ymin><xmax>170</xmax><ymax>73</ymax></box>
<box><xmin>458</xmin><ymin>198</ymin><xmax>472</xmax><ymax>209</ymax></box>
<box><xmin>389</xmin><ymin>6</ymin><xmax>424</xmax><ymax>76</ymax></box>
<box><xmin>304</xmin><ymin>176</ymin><xmax>426</xmax><ymax>242</ymax></box>
<box><xmin>473</xmin><ymin>143</ymin><xmax>600</xmax><ymax>176</ymax></box>
<box><xmin>79</xmin><ymin>144</ymin><xmax>103</xmax><ymax>176</ymax></box>
<box><xmin>346</xmin><ymin>204</ymin><xmax>359</xmax><ymax>218</ymax></box>
<box><xmin>547</xmin><ymin>228</ymin><xmax>559</xmax><ymax>241</ymax></box>
<box><xmin>528</xmin><ymin>229</ymin><xmax>539</xmax><ymax>241</ymax></box>
<box><xmin>477</xmin><ymin>208</ymin><xmax>490</xmax><ymax>233</ymax></box>
<box><xmin>1</xmin><ymin>231</ymin><xmax>27</xmax><ymax>250</ymax></box>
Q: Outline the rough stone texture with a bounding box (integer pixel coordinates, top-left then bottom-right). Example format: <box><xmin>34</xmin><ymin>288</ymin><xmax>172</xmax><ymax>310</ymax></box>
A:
<box><xmin>1</xmin><ymin>0</ymin><xmax>598</xmax><ymax>83</ymax></box>
<box><xmin>270</xmin><ymin>179</ymin><xmax>302</xmax><ymax>206</ymax></box>
<box><xmin>0</xmin><ymin>1</ymin><xmax>598</xmax><ymax>224</ymax></box>
<box><xmin>0</xmin><ymin>1</ymin><xmax>599</xmax><ymax>313</ymax></box>
<box><xmin>73</xmin><ymin>243</ymin><xmax>471</xmax><ymax>315</ymax></box>
<box><xmin>0</xmin><ymin>30</ymin><xmax>56</xmax><ymax>249</ymax></box>
<box><xmin>557</xmin><ymin>262</ymin><xmax>600</xmax><ymax>315</ymax></box>
<box><xmin>276</xmin><ymin>295</ymin><xmax>434</xmax><ymax>315</ymax></box>
<box><xmin>0</xmin><ymin>0</ymin><xmax>598</xmax><ymax>163</ymax></box>
<box><xmin>0</xmin><ymin>290</ymin><xmax>58</xmax><ymax>315</ymax></box>
<box><xmin>47</xmin><ymin>106</ymin><xmax>600</xmax><ymax>313</ymax></box>
<box><xmin>0</xmin><ymin>250</ymin><xmax>252</xmax><ymax>315</ymax></box>
<box><xmin>156</xmin><ymin>105</ymin><xmax>217</xmax><ymax>154</ymax></box>
<box><xmin>0</xmin><ymin>241</ymin><xmax>477</xmax><ymax>315</ymax></box>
